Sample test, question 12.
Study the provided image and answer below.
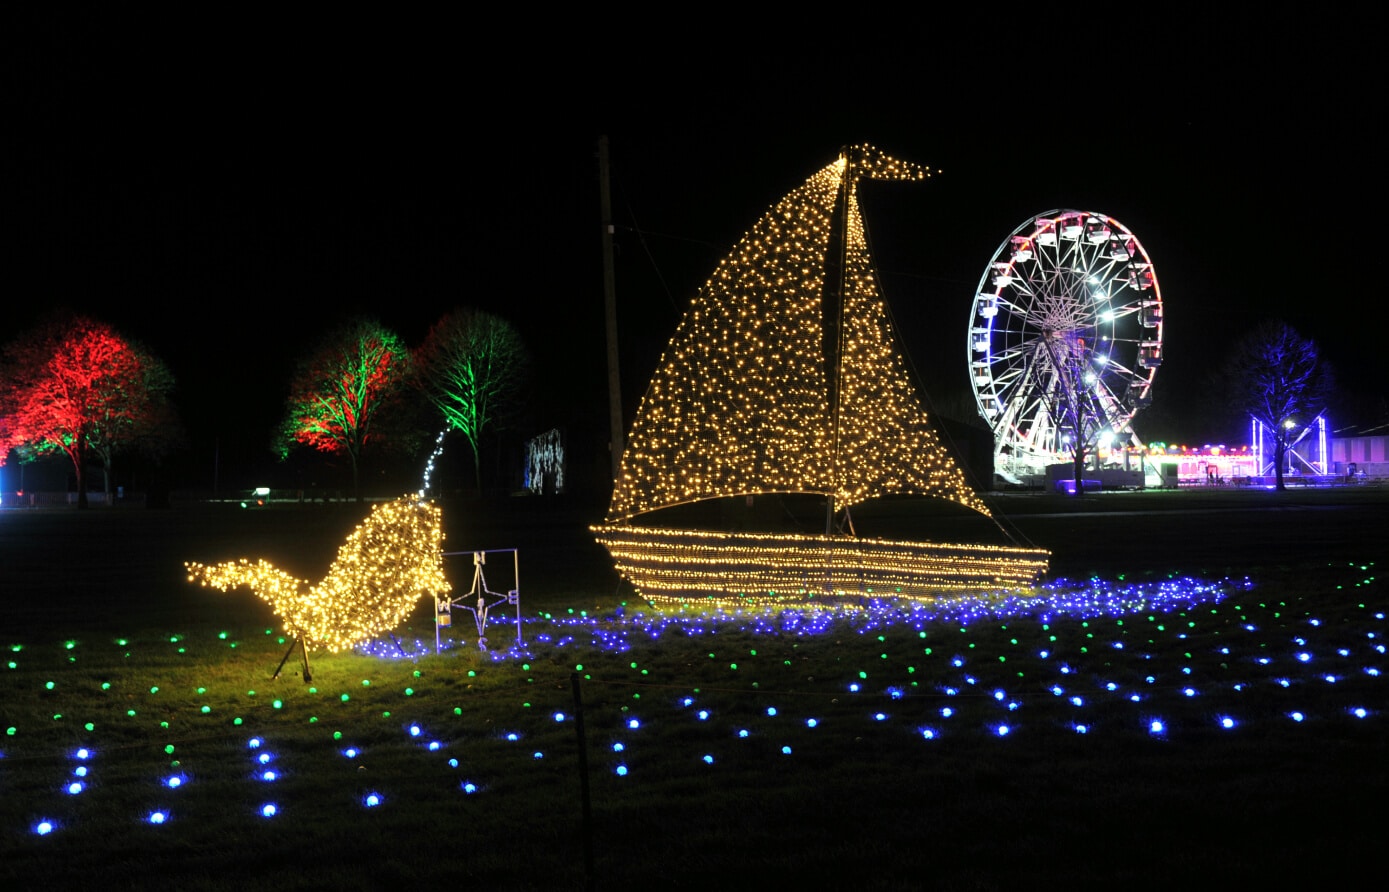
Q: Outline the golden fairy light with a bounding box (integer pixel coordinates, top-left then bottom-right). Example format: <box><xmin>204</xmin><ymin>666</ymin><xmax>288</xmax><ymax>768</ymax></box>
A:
<box><xmin>594</xmin><ymin>525</ymin><xmax>1050</xmax><ymax>608</ymax></box>
<box><xmin>186</xmin><ymin>495</ymin><xmax>450</xmax><ymax>652</ymax></box>
<box><xmin>595</xmin><ymin>144</ymin><xmax>1051</xmax><ymax>607</ymax></box>
<box><xmin>606</xmin><ymin>145</ymin><xmax>986</xmax><ymax>522</ymax></box>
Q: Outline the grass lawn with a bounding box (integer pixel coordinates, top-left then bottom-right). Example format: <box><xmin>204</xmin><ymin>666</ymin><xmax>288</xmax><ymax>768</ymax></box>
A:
<box><xmin>1</xmin><ymin>488</ymin><xmax>1385</xmax><ymax>890</ymax></box>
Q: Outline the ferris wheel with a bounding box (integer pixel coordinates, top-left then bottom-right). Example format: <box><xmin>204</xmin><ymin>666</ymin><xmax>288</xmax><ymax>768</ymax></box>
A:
<box><xmin>967</xmin><ymin>210</ymin><xmax>1163</xmax><ymax>484</ymax></box>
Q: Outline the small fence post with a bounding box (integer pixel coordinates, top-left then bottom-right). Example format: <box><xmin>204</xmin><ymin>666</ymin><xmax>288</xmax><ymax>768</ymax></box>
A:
<box><xmin>570</xmin><ymin>672</ymin><xmax>595</xmax><ymax>890</ymax></box>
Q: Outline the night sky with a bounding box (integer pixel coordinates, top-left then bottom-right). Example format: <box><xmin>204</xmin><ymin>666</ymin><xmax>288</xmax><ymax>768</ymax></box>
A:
<box><xmin>8</xmin><ymin>8</ymin><xmax>1381</xmax><ymax>494</ymax></box>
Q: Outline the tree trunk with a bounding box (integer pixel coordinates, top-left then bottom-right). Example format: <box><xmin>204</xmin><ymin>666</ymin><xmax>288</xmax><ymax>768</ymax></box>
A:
<box><xmin>1274</xmin><ymin>439</ymin><xmax>1287</xmax><ymax>491</ymax></box>
<box><xmin>465</xmin><ymin>433</ymin><xmax>482</xmax><ymax>493</ymax></box>
<box><xmin>69</xmin><ymin>439</ymin><xmax>89</xmax><ymax>509</ymax></box>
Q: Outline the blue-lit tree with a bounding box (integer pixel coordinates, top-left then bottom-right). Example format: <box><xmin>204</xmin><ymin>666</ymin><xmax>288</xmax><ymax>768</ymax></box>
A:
<box><xmin>1225</xmin><ymin>320</ymin><xmax>1333</xmax><ymax>490</ymax></box>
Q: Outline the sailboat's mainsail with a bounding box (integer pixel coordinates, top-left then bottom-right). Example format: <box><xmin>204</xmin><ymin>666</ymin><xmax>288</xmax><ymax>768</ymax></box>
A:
<box><xmin>607</xmin><ymin>145</ymin><xmax>989</xmax><ymax>524</ymax></box>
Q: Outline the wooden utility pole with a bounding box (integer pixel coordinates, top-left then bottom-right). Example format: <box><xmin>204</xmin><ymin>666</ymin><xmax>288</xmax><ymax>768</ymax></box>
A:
<box><xmin>598</xmin><ymin>136</ymin><xmax>624</xmax><ymax>483</ymax></box>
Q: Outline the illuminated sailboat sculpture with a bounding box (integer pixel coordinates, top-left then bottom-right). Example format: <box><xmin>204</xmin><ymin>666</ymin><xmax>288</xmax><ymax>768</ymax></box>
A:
<box><xmin>593</xmin><ymin>145</ymin><xmax>1050</xmax><ymax>607</ymax></box>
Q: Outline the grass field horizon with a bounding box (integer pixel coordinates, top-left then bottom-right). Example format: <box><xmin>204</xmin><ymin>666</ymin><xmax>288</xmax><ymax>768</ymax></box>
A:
<box><xmin>2</xmin><ymin>486</ymin><xmax>1385</xmax><ymax>889</ymax></box>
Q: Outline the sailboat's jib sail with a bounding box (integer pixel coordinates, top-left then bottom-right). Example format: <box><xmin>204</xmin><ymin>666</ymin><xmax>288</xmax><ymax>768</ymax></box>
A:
<box><xmin>607</xmin><ymin>145</ymin><xmax>989</xmax><ymax>523</ymax></box>
<box><xmin>831</xmin><ymin>190</ymin><xmax>989</xmax><ymax>516</ymax></box>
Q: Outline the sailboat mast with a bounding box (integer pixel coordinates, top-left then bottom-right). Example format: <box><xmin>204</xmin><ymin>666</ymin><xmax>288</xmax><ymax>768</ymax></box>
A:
<box><xmin>824</xmin><ymin>146</ymin><xmax>858</xmax><ymax>534</ymax></box>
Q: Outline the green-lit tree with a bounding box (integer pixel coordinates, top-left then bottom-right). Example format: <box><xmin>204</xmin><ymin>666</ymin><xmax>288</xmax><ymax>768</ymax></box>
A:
<box><xmin>1224</xmin><ymin>320</ymin><xmax>1334</xmax><ymax>491</ymax></box>
<box><xmin>0</xmin><ymin>313</ymin><xmax>182</xmax><ymax>507</ymax></box>
<box><xmin>416</xmin><ymin>308</ymin><xmax>530</xmax><ymax>492</ymax></box>
<box><xmin>275</xmin><ymin>317</ymin><xmax>414</xmax><ymax>502</ymax></box>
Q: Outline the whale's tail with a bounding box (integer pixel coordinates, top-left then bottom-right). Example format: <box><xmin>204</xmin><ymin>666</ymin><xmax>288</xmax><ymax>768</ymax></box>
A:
<box><xmin>186</xmin><ymin>558</ymin><xmax>318</xmax><ymax>642</ymax></box>
<box><xmin>186</xmin><ymin>559</ymin><xmax>307</xmax><ymax>606</ymax></box>
<box><xmin>185</xmin><ymin>495</ymin><xmax>450</xmax><ymax>652</ymax></box>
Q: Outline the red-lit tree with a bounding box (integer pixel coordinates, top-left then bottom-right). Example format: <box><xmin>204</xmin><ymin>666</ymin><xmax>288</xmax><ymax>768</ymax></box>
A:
<box><xmin>275</xmin><ymin>318</ymin><xmax>414</xmax><ymax>502</ymax></box>
<box><xmin>89</xmin><ymin>343</ymin><xmax>183</xmax><ymax>500</ymax></box>
<box><xmin>0</xmin><ymin>313</ymin><xmax>180</xmax><ymax>508</ymax></box>
<box><xmin>416</xmin><ymin>308</ymin><xmax>530</xmax><ymax>491</ymax></box>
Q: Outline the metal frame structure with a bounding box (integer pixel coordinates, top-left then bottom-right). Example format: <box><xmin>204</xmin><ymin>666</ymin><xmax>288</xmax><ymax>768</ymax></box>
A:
<box><xmin>1252</xmin><ymin>412</ymin><xmax>1328</xmax><ymax>476</ymax></box>
<box><xmin>435</xmin><ymin>548</ymin><xmax>521</xmax><ymax>652</ymax></box>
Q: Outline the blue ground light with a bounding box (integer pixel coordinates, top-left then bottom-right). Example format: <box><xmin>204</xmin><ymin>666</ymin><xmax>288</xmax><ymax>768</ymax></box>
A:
<box><xmin>4</xmin><ymin>570</ymin><xmax>1383</xmax><ymax>836</ymax></box>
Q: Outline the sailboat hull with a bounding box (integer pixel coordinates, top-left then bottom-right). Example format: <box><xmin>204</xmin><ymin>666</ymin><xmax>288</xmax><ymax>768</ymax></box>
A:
<box><xmin>593</xmin><ymin>523</ymin><xmax>1050</xmax><ymax>608</ymax></box>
